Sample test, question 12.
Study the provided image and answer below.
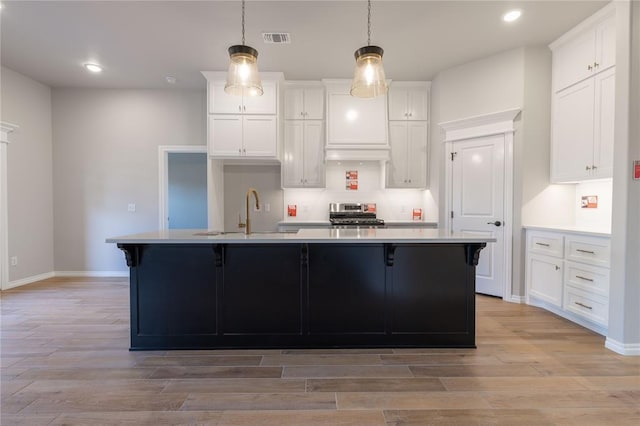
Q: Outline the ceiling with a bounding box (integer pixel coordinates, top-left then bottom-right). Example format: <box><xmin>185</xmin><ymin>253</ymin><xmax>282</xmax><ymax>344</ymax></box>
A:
<box><xmin>0</xmin><ymin>1</ymin><xmax>608</xmax><ymax>90</ymax></box>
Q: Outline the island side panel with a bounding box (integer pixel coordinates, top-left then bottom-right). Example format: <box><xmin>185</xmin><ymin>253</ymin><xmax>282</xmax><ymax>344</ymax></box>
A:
<box><xmin>131</xmin><ymin>244</ymin><xmax>218</xmax><ymax>349</ymax></box>
<box><xmin>390</xmin><ymin>243</ymin><xmax>475</xmax><ymax>347</ymax></box>
<box><xmin>221</xmin><ymin>244</ymin><xmax>303</xmax><ymax>335</ymax></box>
<box><xmin>307</xmin><ymin>244</ymin><xmax>386</xmax><ymax>335</ymax></box>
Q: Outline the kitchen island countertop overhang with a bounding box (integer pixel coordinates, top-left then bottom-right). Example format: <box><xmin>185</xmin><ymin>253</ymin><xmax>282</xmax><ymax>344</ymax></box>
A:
<box><xmin>106</xmin><ymin>227</ymin><xmax>496</xmax><ymax>244</ymax></box>
<box><xmin>107</xmin><ymin>229</ymin><xmax>495</xmax><ymax>350</ymax></box>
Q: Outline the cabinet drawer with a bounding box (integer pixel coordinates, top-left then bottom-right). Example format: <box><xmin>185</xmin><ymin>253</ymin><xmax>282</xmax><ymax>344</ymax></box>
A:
<box><xmin>565</xmin><ymin>235</ymin><xmax>610</xmax><ymax>267</ymax></box>
<box><xmin>564</xmin><ymin>286</ymin><xmax>608</xmax><ymax>327</ymax></box>
<box><xmin>564</xmin><ymin>261</ymin><xmax>609</xmax><ymax>297</ymax></box>
<box><xmin>527</xmin><ymin>231</ymin><xmax>564</xmax><ymax>258</ymax></box>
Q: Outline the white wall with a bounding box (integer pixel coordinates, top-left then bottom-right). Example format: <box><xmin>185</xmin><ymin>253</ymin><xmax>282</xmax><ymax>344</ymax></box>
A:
<box><xmin>430</xmin><ymin>48</ymin><xmax>526</xmax><ymax>226</ymax></box>
<box><xmin>1</xmin><ymin>67</ymin><xmax>54</xmax><ymax>284</ymax></box>
<box><xmin>283</xmin><ymin>161</ymin><xmax>430</xmax><ymax>222</ymax></box>
<box><xmin>52</xmin><ymin>88</ymin><xmax>205</xmax><ymax>273</ymax></box>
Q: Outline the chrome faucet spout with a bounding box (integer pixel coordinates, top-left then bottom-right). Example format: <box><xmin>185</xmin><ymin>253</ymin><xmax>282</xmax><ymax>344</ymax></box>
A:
<box><xmin>245</xmin><ymin>188</ymin><xmax>260</xmax><ymax>234</ymax></box>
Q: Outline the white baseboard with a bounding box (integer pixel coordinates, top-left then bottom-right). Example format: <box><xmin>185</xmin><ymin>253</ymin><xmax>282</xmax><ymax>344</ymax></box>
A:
<box><xmin>506</xmin><ymin>294</ymin><xmax>526</xmax><ymax>304</ymax></box>
<box><xmin>55</xmin><ymin>271</ymin><xmax>128</xmax><ymax>278</ymax></box>
<box><xmin>5</xmin><ymin>271</ymin><xmax>55</xmax><ymax>290</ymax></box>
<box><xmin>2</xmin><ymin>270</ymin><xmax>129</xmax><ymax>290</ymax></box>
<box><xmin>605</xmin><ymin>338</ymin><xmax>640</xmax><ymax>356</ymax></box>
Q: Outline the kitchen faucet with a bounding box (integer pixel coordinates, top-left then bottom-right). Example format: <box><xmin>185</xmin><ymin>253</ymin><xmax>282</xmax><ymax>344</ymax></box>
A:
<box><xmin>239</xmin><ymin>188</ymin><xmax>260</xmax><ymax>234</ymax></box>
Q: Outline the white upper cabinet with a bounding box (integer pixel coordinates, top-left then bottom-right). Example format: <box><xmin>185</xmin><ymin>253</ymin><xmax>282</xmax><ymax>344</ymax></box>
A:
<box><xmin>282</xmin><ymin>120</ymin><xmax>325</xmax><ymax>188</ymax></box>
<box><xmin>202</xmin><ymin>71</ymin><xmax>283</xmax><ymax>160</ymax></box>
<box><xmin>386</xmin><ymin>121</ymin><xmax>428</xmax><ymax>188</ymax></box>
<box><xmin>284</xmin><ymin>85</ymin><xmax>324</xmax><ymax>120</ymax></box>
<box><xmin>550</xmin><ymin>4</ymin><xmax>616</xmax><ymax>183</ymax></box>
<box><xmin>208</xmin><ymin>80</ymin><xmax>277</xmax><ymax>114</ymax></box>
<box><xmin>550</xmin><ymin>6</ymin><xmax>615</xmax><ymax>92</ymax></box>
<box><xmin>388</xmin><ymin>83</ymin><xmax>429</xmax><ymax>121</ymax></box>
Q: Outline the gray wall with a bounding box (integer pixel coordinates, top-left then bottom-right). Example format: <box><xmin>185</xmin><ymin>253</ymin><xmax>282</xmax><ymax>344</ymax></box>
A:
<box><xmin>1</xmin><ymin>66</ymin><xmax>54</xmax><ymax>282</ymax></box>
<box><xmin>608</xmin><ymin>0</ymin><xmax>640</xmax><ymax>351</ymax></box>
<box><xmin>168</xmin><ymin>152</ymin><xmax>208</xmax><ymax>229</ymax></box>
<box><xmin>52</xmin><ymin>88</ymin><xmax>205</xmax><ymax>272</ymax></box>
<box><xmin>223</xmin><ymin>165</ymin><xmax>283</xmax><ymax>232</ymax></box>
<box><xmin>430</xmin><ymin>47</ymin><xmax>575</xmax><ymax>298</ymax></box>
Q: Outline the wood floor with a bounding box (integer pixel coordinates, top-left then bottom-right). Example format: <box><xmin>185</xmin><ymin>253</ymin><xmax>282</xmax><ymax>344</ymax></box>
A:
<box><xmin>1</xmin><ymin>277</ymin><xmax>638</xmax><ymax>425</ymax></box>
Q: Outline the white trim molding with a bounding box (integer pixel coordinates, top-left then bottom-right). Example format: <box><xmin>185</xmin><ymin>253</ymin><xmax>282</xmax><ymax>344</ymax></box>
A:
<box><xmin>158</xmin><ymin>145</ymin><xmax>207</xmax><ymax>231</ymax></box>
<box><xmin>440</xmin><ymin>108</ymin><xmax>521</xmax><ymax>143</ymax></box>
<box><xmin>441</xmin><ymin>108</ymin><xmax>521</xmax><ymax>302</ymax></box>
<box><xmin>605</xmin><ymin>338</ymin><xmax>640</xmax><ymax>356</ymax></box>
<box><xmin>5</xmin><ymin>272</ymin><xmax>55</xmax><ymax>290</ymax></box>
<box><xmin>55</xmin><ymin>271</ymin><xmax>128</xmax><ymax>278</ymax></box>
<box><xmin>0</xmin><ymin>122</ymin><xmax>19</xmax><ymax>291</ymax></box>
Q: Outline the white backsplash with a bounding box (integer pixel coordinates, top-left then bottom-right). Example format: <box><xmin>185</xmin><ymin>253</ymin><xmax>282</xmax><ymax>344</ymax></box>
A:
<box><xmin>283</xmin><ymin>161</ymin><xmax>436</xmax><ymax>222</ymax></box>
<box><xmin>574</xmin><ymin>179</ymin><xmax>612</xmax><ymax>232</ymax></box>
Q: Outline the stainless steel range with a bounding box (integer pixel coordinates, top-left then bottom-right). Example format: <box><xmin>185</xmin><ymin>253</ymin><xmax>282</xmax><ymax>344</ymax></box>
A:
<box><xmin>329</xmin><ymin>203</ymin><xmax>385</xmax><ymax>227</ymax></box>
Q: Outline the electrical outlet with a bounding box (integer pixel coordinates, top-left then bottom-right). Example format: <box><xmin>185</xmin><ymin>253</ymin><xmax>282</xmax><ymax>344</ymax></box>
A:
<box><xmin>128</xmin><ymin>203</ymin><xmax>136</xmax><ymax>212</ymax></box>
<box><xmin>264</xmin><ymin>203</ymin><xmax>270</xmax><ymax>212</ymax></box>
<box><xmin>10</xmin><ymin>256</ymin><xmax>17</xmax><ymax>266</ymax></box>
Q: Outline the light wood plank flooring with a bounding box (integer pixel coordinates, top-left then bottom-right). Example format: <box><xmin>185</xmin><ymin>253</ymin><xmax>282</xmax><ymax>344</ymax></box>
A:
<box><xmin>1</xmin><ymin>277</ymin><xmax>638</xmax><ymax>425</ymax></box>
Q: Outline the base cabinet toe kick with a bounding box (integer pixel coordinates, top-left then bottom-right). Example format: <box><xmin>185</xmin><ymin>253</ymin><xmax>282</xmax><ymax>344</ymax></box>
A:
<box><xmin>116</xmin><ymin>242</ymin><xmax>486</xmax><ymax>350</ymax></box>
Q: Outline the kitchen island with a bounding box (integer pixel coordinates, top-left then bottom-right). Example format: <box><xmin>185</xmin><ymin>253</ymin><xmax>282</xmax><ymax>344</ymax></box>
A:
<box><xmin>107</xmin><ymin>228</ymin><xmax>494</xmax><ymax>350</ymax></box>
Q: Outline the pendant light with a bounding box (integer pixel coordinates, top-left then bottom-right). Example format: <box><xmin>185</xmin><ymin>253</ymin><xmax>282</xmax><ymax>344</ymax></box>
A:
<box><xmin>350</xmin><ymin>0</ymin><xmax>388</xmax><ymax>98</ymax></box>
<box><xmin>225</xmin><ymin>0</ymin><xmax>263</xmax><ymax>96</ymax></box>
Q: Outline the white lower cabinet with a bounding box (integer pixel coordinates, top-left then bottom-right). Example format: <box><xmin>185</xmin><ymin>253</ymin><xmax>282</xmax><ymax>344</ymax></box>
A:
<box><xmin>526</xmin><ymin>229</ymin><xmax>610</xmax><ymax>334</ymax></box>
<box><xmin>527</xmin><ymin>254</ymin><xmax>563</xmax><ymax>307</ymax></box>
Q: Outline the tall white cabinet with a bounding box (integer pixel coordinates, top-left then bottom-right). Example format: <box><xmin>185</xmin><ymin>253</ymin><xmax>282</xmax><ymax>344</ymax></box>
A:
<box><xmin>282</xmin><ymin>82</ymin><xmax>325</xmax><ymax>188</ymax></box>
<box><xmin>386</xmin><ymin>82</ymin><xmax>430</xmax><ymax>188</ymax></box>
<box><xmin>549</xmin><ymin>4</ymin><xmax>615</xmax><ymax>183</ymax></box>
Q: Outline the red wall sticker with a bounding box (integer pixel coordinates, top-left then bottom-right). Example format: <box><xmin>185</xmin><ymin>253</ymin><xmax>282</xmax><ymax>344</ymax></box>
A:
<box><xmin>634</xmin><ymin>160</ymin><xmax>640</xmax><ymax>180</ymax></box>
<box><xmin>287</xmin><ymin>204</ymin><xmax>297</xmax><ymax>217</ymax></box>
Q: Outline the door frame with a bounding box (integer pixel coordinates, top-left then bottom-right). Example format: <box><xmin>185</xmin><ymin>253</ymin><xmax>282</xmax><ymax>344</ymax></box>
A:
<box><xmin>158</xmin><ymin>145</ymin><xmax>208</xmax><ymax>231</ymax></box>
<box><xmin>0</xmin><ymin>122</ymin><xmax>19</xmax><ymax>291</ymax></box>
<box><xmin>440</xmin><ymin>108</ymin><xmax>520</xmax><ymax>301</ymax></box>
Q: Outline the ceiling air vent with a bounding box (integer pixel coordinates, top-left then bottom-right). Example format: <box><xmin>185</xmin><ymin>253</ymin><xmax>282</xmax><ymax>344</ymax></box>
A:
<box><xmin>262</xmin><ymin>33</ymin><xmax>291</xmax><ymax>44</ymax></box>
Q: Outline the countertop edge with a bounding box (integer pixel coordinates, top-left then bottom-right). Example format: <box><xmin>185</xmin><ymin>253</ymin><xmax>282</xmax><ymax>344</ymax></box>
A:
<box><xmin>522</xmin><ymin>225</ymin><xmax>611</xmax><ymax>238</ymax></box>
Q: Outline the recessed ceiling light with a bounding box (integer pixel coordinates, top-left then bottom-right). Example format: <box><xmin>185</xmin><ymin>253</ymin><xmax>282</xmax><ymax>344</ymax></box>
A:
<box><xmin>84</xmin><ymin>63</ymin><xmax>103</xmax><ymax>73</ymax></box>
<box><xmin>503</xmin><ymin>10</ymin><xmax>522</xmax><ymax>23</ymax></box>
<box><xmin>165</xmin><ymin>76</ymin><xmax>177</xmax><ymax>84</ymax></box>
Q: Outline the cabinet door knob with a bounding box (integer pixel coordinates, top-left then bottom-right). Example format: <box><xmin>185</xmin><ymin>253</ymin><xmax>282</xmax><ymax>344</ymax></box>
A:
<box><xmin>555</xmin><ymin>265</ymin><xmax>560</xmax><ymax>271</ymax></box>
<box><xmin>409</xmin><ymin>112</ymin><xmax>413</xmax><ymax>117</ymax></box>
<box><xmin>587</xmin><ymin>64</ymin><xmax>593</xmax><ymax>71</ymax></box>
<box><xmin>592</xmin><ymin>165</ymin><xmax>597</xmax><ymax>170</ymax></box>
<box><xmin>594</xmin><ymin>62</ymin><xmax>599</xmax><ymax>68</ymax></box>
<box><xmin>238</xmin><ymin>105</ymin><xmax>242</xmax><ymax>112</ymax></box>
<box><xmin>586</xmin><ymin>165</ymin><xmax>592</xmax><ymax>171</ymax></box>
<box><xmin>238</xmin><ymin>148</ymin><xmax>242</xmax><ymax>153</ymax></box>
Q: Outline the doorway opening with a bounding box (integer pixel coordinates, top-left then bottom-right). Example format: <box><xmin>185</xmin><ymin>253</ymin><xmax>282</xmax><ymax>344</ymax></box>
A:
<box><xmin>158</xmin><ymin>146</ymin><xmax>208</xmax><ymax>230</ymax></box>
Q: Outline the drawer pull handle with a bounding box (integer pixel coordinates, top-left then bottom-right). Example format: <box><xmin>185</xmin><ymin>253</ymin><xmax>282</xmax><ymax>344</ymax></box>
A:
<box><xmin>535</xmin><ymin>242</ymin><xmax>550</xmax><ymax>247</ymax></box>
<box><xmin>576</xmin><ymin>275</ymin><xmax>594</xmax><ymax>282</ymax></box>
<box><xmin>576</xmin><ymin>249</ymin><xmax>596</xmax><ymax>254</ymax></box>
<box><xmin>575</xmin><ymin>302</ymin><xmax>593</xmax><ymax>310</ymax></box>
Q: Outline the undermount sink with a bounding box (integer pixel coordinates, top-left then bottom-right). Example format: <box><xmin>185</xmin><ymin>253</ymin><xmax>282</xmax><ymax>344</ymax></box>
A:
<box><xmin>194</xmin><ymin>231</ymin><xmax>296</xmax><ymax>236</ymax></box>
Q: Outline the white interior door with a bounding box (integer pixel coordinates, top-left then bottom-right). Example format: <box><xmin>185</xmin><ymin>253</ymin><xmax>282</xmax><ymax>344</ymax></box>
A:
<box><xmin>451</xmin><ymin>134</ymin><xmax>505</xmax><ymax>297</ymax></box>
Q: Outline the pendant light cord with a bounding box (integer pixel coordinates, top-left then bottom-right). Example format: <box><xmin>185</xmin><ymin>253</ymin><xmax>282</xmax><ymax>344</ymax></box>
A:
<box><xmin>367</xmin><ymin>0</ymin><xmax>371</xmax><ymax>46</ymax></box>
<box><xmin>241</xmin><ymin>0</ymin><xmax>246</xmax><ymax>45</ymax></box>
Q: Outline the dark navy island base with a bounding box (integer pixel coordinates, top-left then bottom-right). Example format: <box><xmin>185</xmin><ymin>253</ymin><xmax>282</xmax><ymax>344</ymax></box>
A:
<box><xmin>116</xmin><ymin>241</ymin><xmax>485</xmax><ymax>350</ymax></box>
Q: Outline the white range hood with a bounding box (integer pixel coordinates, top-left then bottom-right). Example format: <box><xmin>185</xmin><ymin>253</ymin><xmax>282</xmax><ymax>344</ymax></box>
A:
<box><xmin>323</xmin><ymin>79</ymin><xmax>390</xmax><ymax>162</ymax></box>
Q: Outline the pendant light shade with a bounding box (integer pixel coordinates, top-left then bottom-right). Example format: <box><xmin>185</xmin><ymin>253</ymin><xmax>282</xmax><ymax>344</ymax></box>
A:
<box><xmin>350</xmin><ymin>1</ymin><xmax>388</xmax><ymax>98</ymax></box>
<box><xmin>224</xmin><ymin>0</ymin><xmax>263</xmax><ymax>96</ymax></box>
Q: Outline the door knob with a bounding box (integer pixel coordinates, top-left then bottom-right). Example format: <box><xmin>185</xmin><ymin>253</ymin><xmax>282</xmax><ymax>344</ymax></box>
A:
<box><xmin>487</xmin><ymin>221</ymin><xmax>502</xmax><ymax>227</ymax></box>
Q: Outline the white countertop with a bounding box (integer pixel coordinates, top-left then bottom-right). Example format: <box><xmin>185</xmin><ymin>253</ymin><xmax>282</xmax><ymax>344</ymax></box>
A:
<box><xmin>277</xmin><ymin>220</ymin><xmax>438</xmax><ymax>227</ymax></box>
<box><xmin>522</xmin><ymin>224</ymin><xmax>611</xmax><ymax>237</ymax></box>
<box><xmin>106</xmin><ymin>228</ymin><xmax>495</xmax><ymax>244</ymax></box>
